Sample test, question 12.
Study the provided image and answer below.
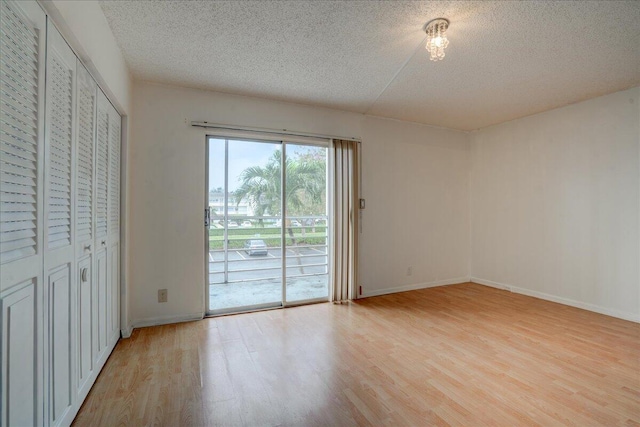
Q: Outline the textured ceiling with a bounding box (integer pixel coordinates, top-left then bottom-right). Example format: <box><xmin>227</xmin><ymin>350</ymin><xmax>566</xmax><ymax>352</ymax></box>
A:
<box><xmin>100</xmin><ymin>1</ymin><xmax>640</xmax><ymax>131</ymax></box>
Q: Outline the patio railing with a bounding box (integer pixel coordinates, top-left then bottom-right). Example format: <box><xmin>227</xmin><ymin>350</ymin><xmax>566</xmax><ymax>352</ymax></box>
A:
<box><xmin>208</xmin><ymin>215</ymin><xmax>329</xmax><ymax>284</ymax></box>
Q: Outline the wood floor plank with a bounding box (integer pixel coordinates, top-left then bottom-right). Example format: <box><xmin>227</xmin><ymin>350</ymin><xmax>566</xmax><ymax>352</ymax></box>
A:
<box><xmin>73</xmin><ymin>283</ymin><xmax>640</xmax><ymax>426</ymax></box>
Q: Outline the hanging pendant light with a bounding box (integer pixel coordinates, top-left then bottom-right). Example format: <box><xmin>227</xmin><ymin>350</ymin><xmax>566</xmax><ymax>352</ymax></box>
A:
<box><xmin>425</xmin><ymin>18</ymin><xmax>450</xmax><ymax>61</ymax></box>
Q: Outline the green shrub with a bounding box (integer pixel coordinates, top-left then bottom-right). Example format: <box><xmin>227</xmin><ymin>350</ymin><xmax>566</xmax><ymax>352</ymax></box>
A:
<box><xmin>208</xmin><ymin>226</ymin><xmax>328</xmax><ymax>250</ymax></box>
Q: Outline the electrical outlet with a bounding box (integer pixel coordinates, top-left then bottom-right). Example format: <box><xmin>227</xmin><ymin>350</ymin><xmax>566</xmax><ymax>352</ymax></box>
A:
<box><xmin>407</xmin><ymin>266</ymin><xmax>413</xmax><ymax>276</ymax></box>
<box><xmin>158</xmin><ymin>289</ymin><xmax>168</xmax><ymax>303</ymax></box>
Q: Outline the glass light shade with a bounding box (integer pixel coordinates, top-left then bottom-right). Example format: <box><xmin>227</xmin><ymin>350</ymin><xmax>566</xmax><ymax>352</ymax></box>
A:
<box><xmin>425</xmin><ymin>19</ymin><xmax>449</xmax><ymax>61</ymax></box>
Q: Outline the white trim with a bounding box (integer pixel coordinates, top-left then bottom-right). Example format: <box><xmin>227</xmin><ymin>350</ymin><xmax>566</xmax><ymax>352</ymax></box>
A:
<box><xmin>131</xmin><ymin>312</ymin><xmax>204</xmax><ymax>329</ymax></box>
<box><xmin>361</xmin><ymin>277</ymin><xmax>471</xmax><ymax>298</ymax></box>
<box><xmin>471</xmin><ymin>277</ymin><xmax>640</xmax><ymax>323</ymax></box>
<box><xmin>120</xmin><ymin>325</ymin><xmax>133</xmax><ymax>339</ymax></box>
<box><xmin>469</xmin><ymin>277</ymin><xmax>511</xmax><ymax>291</ymax></box>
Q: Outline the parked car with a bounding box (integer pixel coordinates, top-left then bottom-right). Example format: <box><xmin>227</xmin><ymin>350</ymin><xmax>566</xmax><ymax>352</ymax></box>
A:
<box><xmin>228</xmin><ymin>221</ymin><xmax>238</xmax><ymax>227</ymax></box>
<box><xmin>244</xmin><ymin>239</ymin><xmax>268</xmax><ymax>256</ymax></box>
<box><xmin>241</xmin><ymin>220</ymin><xmax>252</xmax><ymax>227</ymax></box>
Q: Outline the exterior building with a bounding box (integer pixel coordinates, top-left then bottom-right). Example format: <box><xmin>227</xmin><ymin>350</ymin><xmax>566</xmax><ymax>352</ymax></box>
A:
<box><xmin>209</xmin><ymin>190</ymin><xmax>253</xmax><ymax>217</ymax></box>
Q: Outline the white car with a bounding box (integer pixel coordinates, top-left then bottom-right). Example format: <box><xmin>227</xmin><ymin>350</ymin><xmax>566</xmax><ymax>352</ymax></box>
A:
<box><xmin>241</xmin><ymin>220</ymin><xmax>252</xmax><ymax>227</ymax></box>
<box><xmin>228</xmin><ymin>221</ymin><xmax>238</xmax><ymax>228</ymax></box>
<box><xmin>244</xmin><ymin>239</ymin><xmax>268</xmax><ymax>256</ymax></box>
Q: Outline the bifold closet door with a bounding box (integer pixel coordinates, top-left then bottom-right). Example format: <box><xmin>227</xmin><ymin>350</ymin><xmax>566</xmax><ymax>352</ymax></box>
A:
<box><xmin>43</xmin><ymin>20</ymin><xmax>77</xmax><ymax>427</ymax></box>
<box><xmin>95</xmin><ymin>90</ymin><xmax>110</xmax><ymax>360</ymax></box>
<box><xmin>75</xmin><ymin>61</ymin><xmax>97</xmax><ymax>403</ymax></box>
<box><xmin>0</xmin><ymin>1</ymin><xmax>46</xmax><ymax>426</ymax></box>
<box><xmin>107</xmin><ymin>102</ymin><xmax>120</xmax><ymax>345</ymax></box>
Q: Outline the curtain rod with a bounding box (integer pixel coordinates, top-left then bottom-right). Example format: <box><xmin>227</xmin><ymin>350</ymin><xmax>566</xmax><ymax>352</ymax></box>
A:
<box><xmin>191</xmin><ymin>121</ymin><xmax>361</xmax><ymax>143</ymax></box>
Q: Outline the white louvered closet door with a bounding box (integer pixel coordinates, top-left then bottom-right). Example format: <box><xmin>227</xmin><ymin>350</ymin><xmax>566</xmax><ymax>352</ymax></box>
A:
<box><xmin>107</xmin><ymin>102</ymin><xmax>120</xmax><ymax>345</ymax></box>
<box><xmin>0</xmin><ymin>2</ymin><xmax>46</xmax><ymax>426</ymax></box>
<box><xmin>95</xmin><ymin>89</ymin><xmax>110</xmax><ymax>359</ymax></box>
<box><xmin>43</xmin><ymin>21</ymin><xmax>77</xmax><ymax>427</ymax></box>
<box><xmin>74</xmin><ymin>61</ymin><xmax>97</xmax><ymax>404</ymax></box>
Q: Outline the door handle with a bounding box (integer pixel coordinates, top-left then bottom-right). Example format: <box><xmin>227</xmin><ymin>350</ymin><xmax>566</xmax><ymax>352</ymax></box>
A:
<box><xmin>101</xmin><ymin>240</ymin><xmax>106</xmax><ymax>246</ymax></box>
<box><xmin>84</xmin><ymin>244</ymin><xmax>92</xmax><ymax>251</ymax></box>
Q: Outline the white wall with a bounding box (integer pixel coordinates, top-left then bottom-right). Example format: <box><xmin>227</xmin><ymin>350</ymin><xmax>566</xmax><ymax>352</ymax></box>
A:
<box><xmin>470</xmin><ymin>88</ymin><xmax>640</xmax><ymax>322</ymax></box>
<box><xmin>360</xmin><ymin>117</ymin><xmax>470</xmax><ymax>296</ymax></box>
<box><xmin>129</xmin><ymin>81</ymin><xmax>471</xmax><ymax>326</ymax></box>
<box><xmin>40</xmin><ymin>0</ymin><xmax>134</xmax><ymax>334</ymax></box>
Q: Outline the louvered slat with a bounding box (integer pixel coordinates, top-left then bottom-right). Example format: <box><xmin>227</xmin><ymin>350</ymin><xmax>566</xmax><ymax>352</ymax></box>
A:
<box><xmin>1</xmin><ymin>108</ymin><xmax>37</xmax><ymax>140</ymax></box>
<box><xmin>0</xmin><ymin>41</ymin><xmax>38</xmax><ymax>77</ymax></box>
<box><xmin>1</xmin><ymin>201</ymin><xmax>35</xmax><ymax>212</ymax></box>
<box><xmin>1</xmin><ymin>219</ymin><xmax>36</xmax><ymax>233</ymax></box>
<box><xmin>0</xmin><ymin>1</ymin><xmax>39</xmax><ymax>264</ymax></box>
<box><xmin>96</xmin><ymin>108</ymin><xmax>109</xmax><ymax>238</ymax></box>
<box><xmin>1</xmin><ymin>58</ymin><xmax>38</xmax><ymax>94</ymax></box>
<box><xmin>109</xmin><ymin>114</ymin><xmax>120</xmax><ymax>231</ymax></box>
<box><xmin>0</xmin><ymin>227</ymin><xmax>35</xmax><ymax>241</ymax></box>
<box><xmin>1</xmin><ymin>133</ymin><xmax>37</xmax><ymax>157</ymax></box>
<box><xmin>46</xmin><ymin>54</ymin><xmax>72</xmax><ymax>249</ymax></box>
<box><xmin>76</xmin><ymin>75</ymin><xmax>94</xmax><ymax>242</ymax></box>
<box><xmin>1</xmin><ymin>86</ymin><xmax>38</xmax><ymax>120</ymax></box>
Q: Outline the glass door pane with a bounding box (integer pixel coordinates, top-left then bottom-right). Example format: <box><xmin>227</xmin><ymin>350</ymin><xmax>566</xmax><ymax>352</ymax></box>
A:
<box><xmin>208</xmin><ymin>138</ymin><xmax>226</xmax><ymax>291</ymax></box>
<box><xmin>284</xmin><ymin>144</ymin><xmax>329</xmax><ymax>303</ymax></box>
<box><xmin>208</xmin><ymin>138</ymin><xmax>283</xmax><ymax>313</ymax></box>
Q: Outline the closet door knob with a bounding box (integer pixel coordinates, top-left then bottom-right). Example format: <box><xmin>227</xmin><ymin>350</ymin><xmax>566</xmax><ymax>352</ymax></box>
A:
<box><xmin>84</xmin><ymin>244</ymin><xmax>92</xmax><ymax>251</ymax></box>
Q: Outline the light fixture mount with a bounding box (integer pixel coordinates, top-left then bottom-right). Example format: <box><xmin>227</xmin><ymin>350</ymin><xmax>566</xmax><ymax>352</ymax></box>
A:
<box><xmin>425</xmin><ymin>18</ymin><xmax>450</xmax><ymax>61</ymax></box>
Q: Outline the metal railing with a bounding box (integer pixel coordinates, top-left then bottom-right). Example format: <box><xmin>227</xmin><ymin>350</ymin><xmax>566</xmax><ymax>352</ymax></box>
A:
<box><xmin>208</xmin><ymin>215</ymin><xmax>329</xmax><ymax>285</ymax></box>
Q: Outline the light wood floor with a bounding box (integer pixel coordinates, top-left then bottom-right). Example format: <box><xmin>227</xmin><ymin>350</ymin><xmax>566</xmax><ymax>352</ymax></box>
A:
<box><xmin>73</xmin><ymin>283</ymin><xmax>640</xmax><ymax>426</ymax></box>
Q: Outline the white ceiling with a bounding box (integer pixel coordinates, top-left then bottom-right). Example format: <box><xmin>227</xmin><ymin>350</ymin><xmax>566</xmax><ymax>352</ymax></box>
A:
<box><xmin>100</xmin><ymin>1</ymin><xmax>640</xmax><ymax>131</ymax></box>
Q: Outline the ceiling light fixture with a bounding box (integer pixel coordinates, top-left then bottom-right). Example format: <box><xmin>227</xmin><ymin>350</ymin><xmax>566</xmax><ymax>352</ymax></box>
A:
<box><xmin>425</xmin><ymin>18</ymin><xmax>450</xmax><ymax>61</ymax></box>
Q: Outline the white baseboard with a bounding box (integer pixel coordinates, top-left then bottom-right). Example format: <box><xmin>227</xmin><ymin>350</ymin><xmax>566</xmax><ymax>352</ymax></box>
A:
<box><xmin>471</xmin><ymin>277</ymin><xmax>640</xmax><ymax>323</ymax></box>
<box><xmin>120</xmin><ymin>324</ymin><xmax>133</xmax><ymax>338</ymax></box>
<box><xmin>470</xmin><ymin>277</ymin><xmax>511</xmax><ymax>291</ymax></box>
<box><xmin>131</xmin><ymin>312</ymin><xmax>204</xmax><ymax>329</ymax></box>
<box><xmin>361</xmin><ymin>276</ymin><xmax>470</xmax><ymax>298</ymax></box>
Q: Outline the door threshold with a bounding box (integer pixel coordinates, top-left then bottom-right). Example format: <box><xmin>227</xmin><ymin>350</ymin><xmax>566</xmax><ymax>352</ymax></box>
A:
<box><xmin>206</xmin><ymin>298</ymin><xmax>329</xmax><ymax>318</ymax></box>
<box><xmin>206</xmin><ymin>302</ymin><xmax>283</xmax><ymax>317</ymax></box>
<box><xmin>284</xmin><ymin>297</ymin><xmax>329</xmax><ymax>308</ymax></box>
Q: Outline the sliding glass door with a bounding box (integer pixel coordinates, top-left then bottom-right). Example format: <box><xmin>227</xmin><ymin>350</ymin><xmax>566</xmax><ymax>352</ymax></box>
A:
<box><xmin>285</xmin><ymin>144</ymin><xmax>329</xmax><ymax>303</ymax></box>
<box><xmin>206</xmin><ymin>136</ymin><xmax>329</xmax><ymax>314</ymax></box>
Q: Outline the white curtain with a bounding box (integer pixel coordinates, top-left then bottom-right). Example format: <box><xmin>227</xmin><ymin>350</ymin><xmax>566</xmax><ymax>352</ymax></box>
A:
<box><xmin>330</xmin><ymin>139</ymin><xmax>360</xmax><ymax>303</ymax></box>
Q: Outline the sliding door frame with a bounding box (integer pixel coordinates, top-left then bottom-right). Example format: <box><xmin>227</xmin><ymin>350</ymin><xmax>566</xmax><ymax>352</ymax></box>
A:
<box><xmin>204</xmin><ymin>134</ymin><xmax>331</xmax><ymax>316</ymax></box>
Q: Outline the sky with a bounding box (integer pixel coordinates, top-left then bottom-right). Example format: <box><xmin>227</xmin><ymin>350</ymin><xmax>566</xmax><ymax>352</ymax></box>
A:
<box><xmin>208</xmin><ymin>138</ymin><xmax>324</xmax><ymax>192</ymax></box>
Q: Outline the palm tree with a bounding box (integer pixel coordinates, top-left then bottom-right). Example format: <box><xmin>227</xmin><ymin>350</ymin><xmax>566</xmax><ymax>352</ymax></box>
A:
<box><xmin>234</xmin><ymin>150</ymin><xmax>325</xmax><ymax>220</ymax></box>
<box><xmin>234</xmin><ymin>150</ymin><xmax>325</xmax><ymax>272</ymax></box>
